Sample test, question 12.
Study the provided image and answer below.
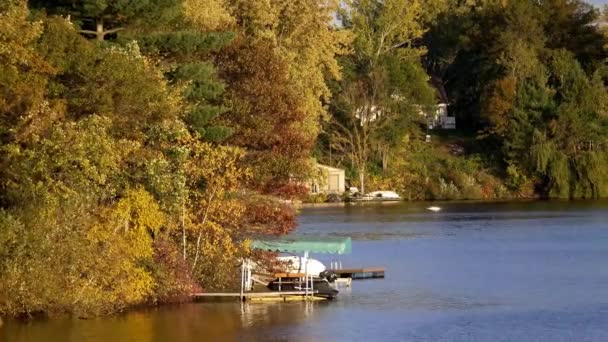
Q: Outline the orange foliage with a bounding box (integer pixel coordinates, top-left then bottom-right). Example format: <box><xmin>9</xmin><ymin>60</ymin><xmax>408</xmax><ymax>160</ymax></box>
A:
<box><xmin>218</xmin><ymin>38</ymin><xmax>315</xmax><ymax>189</ymax></box>
<box><xmin>267</xmin><ymin>182</ymin><xmax>310</xmax><ymax>200</ymax></box>
<box><xmin>484</xmin><ymin>76</ymin><xmax>517</xmax><ymax>137</ymax></box>
<box><xmin>240</xmin><ymin>198</ymin><xmax>297</xmax><ymax>237</ymax></box>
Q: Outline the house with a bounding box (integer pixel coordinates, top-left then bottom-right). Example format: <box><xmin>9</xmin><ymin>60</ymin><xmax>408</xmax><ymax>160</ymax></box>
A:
<box><xmin>422</xmin><ymin>76</ymin><xmax>455</xmax><ymax>130</ymax></box>
<box><xmin>352</xmin><ymin>76</ymin><xmax>455</xmax><ymax>130</ymax></box>
<box><xmin>310</xmin><ymin>164</ymin><xmax>345</xmax><ymax>194</ymax></box>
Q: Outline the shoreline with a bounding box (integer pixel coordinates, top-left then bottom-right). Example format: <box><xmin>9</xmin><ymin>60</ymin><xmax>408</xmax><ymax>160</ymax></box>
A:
<box><xmin>298</xmin><ymin>197</ymin><xmax>608</xmax><ymax>208</ymax></box>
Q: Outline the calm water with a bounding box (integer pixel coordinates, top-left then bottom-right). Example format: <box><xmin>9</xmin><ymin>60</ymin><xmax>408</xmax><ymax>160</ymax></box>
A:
<box><xmin>3</xmin><ymin>200</ymin><xmax>608</xmax><ymax>341</ymax></box>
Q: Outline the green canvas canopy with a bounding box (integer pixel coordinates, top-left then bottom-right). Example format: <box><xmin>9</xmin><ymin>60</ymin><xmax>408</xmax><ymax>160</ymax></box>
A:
<box><xmin>251</xmin><ymin>235</ymin><xmax>352</xmax><ymax>255</ymax></box>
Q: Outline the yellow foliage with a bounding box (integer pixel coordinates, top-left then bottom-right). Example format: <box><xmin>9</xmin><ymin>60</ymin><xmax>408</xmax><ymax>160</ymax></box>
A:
<box><xmin>189</xmin><ymin>221</ymin><xmax>248</xmax><ymax>290</ymax></box>
<box><xmin>186</xmin><ymin>140</ymin><xmax>249</xmax><ymax>196</ymax></box>
<box><xmin>273</xmin><ymin>0</ymin><xmax>352</xmax><ymax>131</ymax></box>
<box><xmin>180</xmin><ymin>140</ymin><xmax>252</xmax><ymax>290</ymax></box>
<box><xmin>227</xmin><ymin>0</ymin><xmax>351</xmax><ymax>145</ymax></box>
<box><xmin>182</xmin><ymin>0</ymin><xmax>235</xmax><ymax>31</ymax></box>
<box><xmin>227</xmin><ymin>0</ymin><xmax>278</xmax><ymax>39</ymax></box>
<box><xmin>0</xmin><ymin>0</ymin><xmax>44</xmax><ymax>67</ymax></box>
<box><xmin>111</xmin><ymin>188</ymin><xmax>165</xmax><ymax>257</ymax></box>
<box><xmin>350</xmin><ymin>0</ymin><xmax>430</xmax><ymax>64</ymax></box>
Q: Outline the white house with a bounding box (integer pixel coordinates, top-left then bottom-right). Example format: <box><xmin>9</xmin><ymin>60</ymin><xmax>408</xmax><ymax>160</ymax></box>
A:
<box><xmin>310</xmin><ymin>164</ymin><xmax>345</xmax><ymax>194</ymax></box>
<box><xmin>354</xmin><ymin>76</ymin><xmax>455</xmax><ymax>130</ymax></box>
<box><xmin>422</xmin><ymin>76</ymin><xmax>455</xmax><ymax>130</ymax></box>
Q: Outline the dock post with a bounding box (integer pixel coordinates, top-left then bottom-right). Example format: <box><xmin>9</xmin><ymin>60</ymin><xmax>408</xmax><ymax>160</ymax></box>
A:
<box><xmin>304</xmin><ymin>251</ymin><xmax>309</xmax><ymax>298</ymax></box>
<box><xmin>310</xmin><ymin>272</ymin><xmax>314</xmax><ymax>300</ymax></box>
<box><xmin>240</xmin><ymin>260</ymin><xmax>244</xmax><ymax>301</ymax></box>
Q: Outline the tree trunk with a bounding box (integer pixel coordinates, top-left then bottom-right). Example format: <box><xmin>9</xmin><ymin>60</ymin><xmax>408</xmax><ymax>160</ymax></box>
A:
<box><xmin>382</xmin><ymin>148</ymin><xmax>388</xmax><ymax>173</ymax></box>
<box><xmin>96</xmin><ymin>19</ymin><xmax>104</xmax><ymax>42</ymax></box>
<box><xmin>79</xmin><ymin>18</ymin><xmax>124</xmax><ymax>41</ymax></box>
<box><xmin>359</xmin><ymin>167</ymin><xmax>365</xmax><ymax>194</ymax></box>
<box><xmin>182</xmin><ymin>200</ymin><xmax>186</xmax><ymax>260</ymax></box>
<box><xmin>192</xmin><ymin>190</ymin><xmax>216</xmax><ymax>269</ymax></box>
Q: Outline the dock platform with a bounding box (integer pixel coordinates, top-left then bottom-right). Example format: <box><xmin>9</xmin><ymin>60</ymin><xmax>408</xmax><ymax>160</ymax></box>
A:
<box><xmin>192</xmin><ymin>290</ymin><xmax>325</xmax><ymax>302</ymax></box>
<box><xmin>329</xmin><ymin>267</ymin><xmax>385</xmax><ymax>279</ymax></box>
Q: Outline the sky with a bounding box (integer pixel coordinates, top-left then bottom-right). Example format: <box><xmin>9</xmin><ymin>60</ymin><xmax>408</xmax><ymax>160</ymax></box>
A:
<box><xmin>590</xmin><ymin>0</ymin><xmax>608</xmax><ymax>6</ymax></box>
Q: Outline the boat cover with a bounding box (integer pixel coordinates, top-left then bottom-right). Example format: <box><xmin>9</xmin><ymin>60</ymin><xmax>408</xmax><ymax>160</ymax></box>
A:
<box><xmin>251</xmin><ymin>235</ymin><xmax>352</xmax><ymax>254</ymax></box>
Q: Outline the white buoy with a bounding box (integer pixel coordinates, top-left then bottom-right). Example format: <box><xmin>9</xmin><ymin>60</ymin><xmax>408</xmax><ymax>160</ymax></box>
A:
<box><xmin>426</xmin><ymin>206</ymin><xmax>441</xmax><ymax>212</ymax></box>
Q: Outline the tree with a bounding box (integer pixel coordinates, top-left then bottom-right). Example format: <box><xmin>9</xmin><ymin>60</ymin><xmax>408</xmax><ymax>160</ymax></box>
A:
<box><xmin>424</xmin><ymin>0</ymin><xmax>606</xmax><ymax>129</ymax></box>
<box><xmin>220</xmin><ymin>0</ymin><xmax>350</xmax><ymax>191</ymax></box>
<box><xmin>330</xmin><ymin>58</ymin><xmax>433</xmax><ymax>193</ymax></box>
<box><xmin>30</xmin><ymin>0</ymin><xmax>178</xmax><ymax>41</ymax></box>
<box><xmin>0</xmin><ymin>116</ymin><xmax>162</xmax><ymax>316</ymax></box>
<box><xmin>136</xmin><ymin>21</ymin><xmax>236</xmax><ymax>142</ymax></box>
<box><xmin>328</xmin><ymin>0</ymin><xmax>436</xmax><ymax>192</ymax></box>
<box><xmin>219</xmin><ymin>38</ymin><xmax>316</xmax><ymax>189</ymax></box>
<box><xmin>346</xmin><ymin>0</ymin><xmax>427</xmax><ymax>67</ymax></box>
<box><xmin>0</xmin><ymin>0</ymin><xmax>52</xmax><ymax>144</ymax></box>
<box><xmin>1</xmin><ymin>0</ymin><xmax>306</xmax><ymax>318</ymax></box>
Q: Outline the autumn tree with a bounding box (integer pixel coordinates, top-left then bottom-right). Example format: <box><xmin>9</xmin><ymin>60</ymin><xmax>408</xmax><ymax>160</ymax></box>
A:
<box><xmin>0</xmin><ymin>5</ymin><xmax>190</xmax><ymax>315</ymax></box>
<box><xmin>219</xmin><ymin>0</ymin><xmax>350</xmax><ymax>192</ymax></box>
<box><xmin>0</xmin><ymin>0</ymin><xmax>53</xmax><ymax>146</ymax></box>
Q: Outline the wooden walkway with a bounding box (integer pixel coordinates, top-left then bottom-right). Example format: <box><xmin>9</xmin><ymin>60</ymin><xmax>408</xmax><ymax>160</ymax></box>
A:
<box><xmin>192</xmin><ymin>290</ymin><xmax>325</xmax><ymax>302</ymax></box>
<box><xmin>329</xmin><ymin>267</ymin><xmax>385</xmax><ymax>279</ymax></box>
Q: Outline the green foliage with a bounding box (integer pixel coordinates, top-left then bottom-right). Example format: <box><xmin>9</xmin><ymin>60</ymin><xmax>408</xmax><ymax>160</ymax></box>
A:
<box><xmin>171</xmin><ymin>62</ymin><xmax>233</xmax><ymax>142</ymax></box>
<box><xmin>417</xmin><ymin>0</ymin><xmax>608</xmax><ymax>200</ymax></box>
<box><xmin>136</xmin><ymin>29</ymin><xmax>235</xmax><ymax>143</ymax></box>
<box><xmin>30</xmin><ymin>0</ymin><xmax>179</xmax><ymax>41</ymax></box>
<box><xmin>328</xmin><ymin>0</ymin><xmax>440</xmax><ymax>193</ymax></box>
<box><xmin>507</xmin><ymin>51</ymin><xmax>608</xmax><ymax>198</ymax></box>
<box><xmin>368</xmin><ymin>135</ymin><xmax>512</xmax><ymax>201</ymax></box>
<box><xmin>307</xmin><ymin>193</ymin><xmax>328</xmax><ymax>204</ymax></box>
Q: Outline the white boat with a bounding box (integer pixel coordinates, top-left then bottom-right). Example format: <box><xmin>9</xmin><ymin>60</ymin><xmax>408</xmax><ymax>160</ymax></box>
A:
<box><xmin>427</xmin><ymin>206</ymin><xmax>441</xmax><ymax>212</ymax></box>
<box><xmin>277</xmin><ymin>255</ymin><xmax>326</xmax><ymax>276</ymax></box>
<box><xmin>358</xmin><ymin>191</ymin><xmax>402</xmax><ymax>201</ymax></box>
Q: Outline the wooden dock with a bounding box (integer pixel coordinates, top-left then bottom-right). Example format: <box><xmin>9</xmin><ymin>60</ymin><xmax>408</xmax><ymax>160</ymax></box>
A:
<box><xmin>192</xmin><ymin>290</ymin><xmax>325</xmax><ymax>302</ymax></box>
<box><xmin>329</xmin><ymin>267</ymin><xmax>385</xmax><ymax>280</ymax></box>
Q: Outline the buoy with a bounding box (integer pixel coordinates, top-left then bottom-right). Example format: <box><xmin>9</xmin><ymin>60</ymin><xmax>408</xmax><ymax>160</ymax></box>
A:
<box><xmin>426</xmin><ymin>206</ymin><xmax>441</xmax><ymax>212</ymax></box>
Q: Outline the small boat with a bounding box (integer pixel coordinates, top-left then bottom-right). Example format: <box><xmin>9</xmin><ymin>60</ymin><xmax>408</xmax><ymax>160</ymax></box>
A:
<box><xmin>358</xmin><ymin>191</ymin><xmax>402</xmax><ymax>202</ymax></box>
<box><xmin>277</xmin><ymin>255</ymin><xmax>326</xmax><ymax>276</ymax></box>
<box><xmin>426</xmin><ymin>206</ymin><xmax>441</xmax><ymax>212</ymax></box>
<box><xmin>264</xmin><ymin>257</ymin><xmax>338</xmax><ymax>299</ymax></box>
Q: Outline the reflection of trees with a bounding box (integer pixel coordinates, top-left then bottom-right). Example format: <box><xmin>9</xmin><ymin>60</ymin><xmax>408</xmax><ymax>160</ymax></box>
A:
<box><xmin>240</xmin><ymin>302</ymin><xmax>316</xmax><ymax>329</ymax></box>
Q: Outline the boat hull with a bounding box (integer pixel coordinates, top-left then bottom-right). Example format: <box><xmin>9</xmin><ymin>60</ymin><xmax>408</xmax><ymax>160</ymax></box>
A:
<box><xmin>267</xmin><ymin>278</ymin><xmax>339</xmax><ymax>299</ymax></box>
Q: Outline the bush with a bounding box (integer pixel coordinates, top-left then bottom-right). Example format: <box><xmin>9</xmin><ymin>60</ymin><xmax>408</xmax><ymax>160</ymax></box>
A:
<box><xmin>306</xmin><ymin>193</ymin><xmax>328</xmax><ymax>203</ymax></box>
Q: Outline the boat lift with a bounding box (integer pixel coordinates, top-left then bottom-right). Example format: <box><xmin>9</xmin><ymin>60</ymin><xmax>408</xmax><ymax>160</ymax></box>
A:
<box><xmin>242</xmin><ymin>235</ymin><xmax>353</xmax><ymax>300</ymax></box>
<box><xmin>193</xmin><ymin>235</ymin><xmax>385</xmax><ymax>302</ymax></box>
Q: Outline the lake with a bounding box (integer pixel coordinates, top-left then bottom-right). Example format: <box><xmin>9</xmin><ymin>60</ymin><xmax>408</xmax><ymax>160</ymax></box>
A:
<box><xmin>3</xmin><ymin>200</ymin><xmax>608</xmax><ymax>341</ymax></box>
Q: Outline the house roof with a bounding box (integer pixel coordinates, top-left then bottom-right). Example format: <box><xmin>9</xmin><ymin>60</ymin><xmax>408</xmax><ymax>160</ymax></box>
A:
<box><xmin>317</xmin><ymin>164</ymin><xmax>344</xmax><ymax>172</ymax></box>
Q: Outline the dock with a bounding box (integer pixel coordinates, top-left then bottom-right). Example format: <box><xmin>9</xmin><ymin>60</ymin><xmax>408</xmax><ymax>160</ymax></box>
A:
<box><xmin>329</xmin><ymin>267</ymin><xmax>385</xmax><ymax>279</ymax></box>
<box><xmin>192</xmin><ymin>290</ymin><xmax>325</xmax><ymax>302</ymax></box>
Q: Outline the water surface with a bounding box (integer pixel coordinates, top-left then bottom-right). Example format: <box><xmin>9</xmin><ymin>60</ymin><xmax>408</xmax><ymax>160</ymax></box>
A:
<box><xmin>3</xmin><ymin>200</ymin><xmax>608</xmax><ymax>341</ymax></box>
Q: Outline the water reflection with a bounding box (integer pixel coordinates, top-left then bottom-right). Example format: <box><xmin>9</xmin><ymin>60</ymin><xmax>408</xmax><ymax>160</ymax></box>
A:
<box><xmin>240</xmin><ymin>301</ymin><xmax>316</xmax><ymax>329</ymax></box>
